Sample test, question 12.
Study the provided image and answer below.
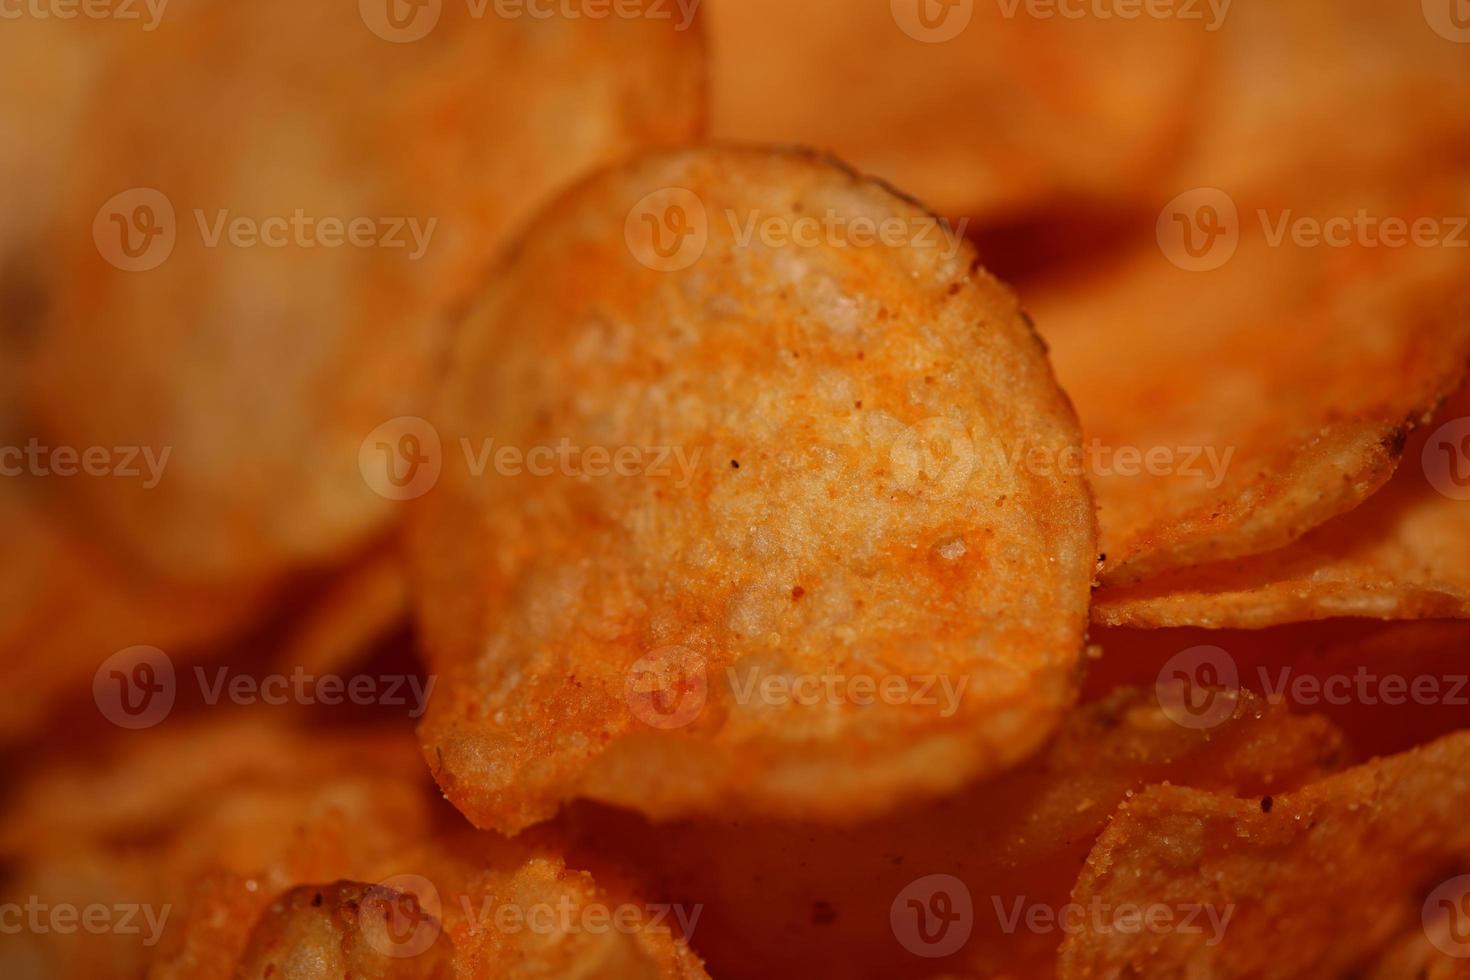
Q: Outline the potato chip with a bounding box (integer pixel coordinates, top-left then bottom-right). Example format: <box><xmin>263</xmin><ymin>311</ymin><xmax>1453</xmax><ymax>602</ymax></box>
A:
<box><xmin>1056</xmin><ymin>731</ymin><xmax>1470</xmax><ymax>979</ymax></box>
<box><xmin>708</xmin><ymin>0</ymin><xmax>1200</xmax><ymax>222</ymax></box>
<box><xmin>27</xmin><ymin>0</ymin><xmax>705</xmax><ymax>589</ymax></box>
<box><xmin>273</xmin><ymin>543</ymin><xmax>410</xmax><ymax>678</ymax></box>
<box><xmin>1179</xmin><ymin>0</ymin><xmax>1470</xmax><ymax>197</ymax></box>
<box><xmin>1095</xmin><ymin>385</ymin><xmax>1470</xmax><ymax>628</ymax></box>
<box><xmin>1032</xmin><ymin>181</ymin><xmax>1470</xmax><ymax>588</ymax></box>
<box><xmin>564</xmin><ymin>685</ymin><xmax>1344</xmax><ymax>979</ymax></box>
<box><xmin>409</xmin><ymin>145</ymin><xmax>1096</xmax><ymax>833</ymax></box>
<box><xmin>0</xmin><ymin>481</ymin><xmax>263</xmax><ymax>742</ymax></box>
<box><xmin>1081</xmin><ymin>621</ymin><xmax>1470</xmax><ymax>760</ymax></box>
<box><xmin>0</xmin><ymin>715</ymin><xmax>706</xmax><ymax>980</ymax></box>
<box><xmin>1362</xmin><ymin>922</ymin><xmax>1470</xmax><ymax>980</ymax></box>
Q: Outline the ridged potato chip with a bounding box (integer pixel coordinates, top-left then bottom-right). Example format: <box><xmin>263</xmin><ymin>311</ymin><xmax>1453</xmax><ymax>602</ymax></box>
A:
<box><xmin>566</xmin><ymin>685</ymin><xmax>1344</xmax><ymax>979</ymax></box>
<box><xmin>410</xmin><ymin>146</ymin><xmax>1096</xmax><ymax>833</ymax></box>
<box><xmin>28</xmin><ymin>0</ymin><xmax>705</xmax><ymax>589</ymax></box>
<box><xmin>1096</xmin><ymin>385</ymin><xmax>1470</xmax><ymax>627</ymax></box>
<box><xmin>709</xmin><ymin>0</ymin><xmax>1200</xmax><ymax>222</ymax></box>
<box><xmin>1033</xmin><ymin>183</ymin><xmax>1470</xmax><ymax>588</ymax></box>
<box><xmin>1057</xmin><ymin>731</ymin><xmax>1470</xmax><ymax>979</ymax></box>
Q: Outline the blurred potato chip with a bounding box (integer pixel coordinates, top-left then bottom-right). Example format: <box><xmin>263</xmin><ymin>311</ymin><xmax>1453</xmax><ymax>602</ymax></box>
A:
<box><xmin>0</xmin><ymin>715</ymin><xmax>705</xmax><ymax>980</ymax></box>
<box><xmin>1180</xmin><ymin>0</ymin><xmax>1470</xmax><ymax>196</ymax></box>
<box><xmin>566</xmin><ymin>685</ymin><xmax>1344</xmax><ymax>979</ymax></box>
<box><xmin>28</xmin><ymin>0</ymin><xmax>705</xmax><ymax>589</ymax></box>
<box><xmin>410</xmin><ymin>145</ymin><xmax>1096</xmax><ymax>833</ymax></box>
<box><xmin>1033</xmin><ymin>182</ymin><xmax>1470</xmax><ymax>588</ymax></box>
<box><xmin>709</xmin><ymin>0</ymin><xmax>1201</xmax><ymax>222</ymax></box>
<box><xmin>1056</xmin><ymin>731</ymin><xmax>1470</xmax><ymax>979</ymax></box>
<box><xmin>1096</xmin><ymin>385</ymin><xmax>1470</xmax><ymax>627</ymax></box>
<box><xmin>0</xmin><ymin>482</ymin><xmax>263</xmax><ymax>742</ymax></box>
<box><xmin>273</xmin><ymin>543</ymin><xmax>410</xmax><ymax>678</ymax></box>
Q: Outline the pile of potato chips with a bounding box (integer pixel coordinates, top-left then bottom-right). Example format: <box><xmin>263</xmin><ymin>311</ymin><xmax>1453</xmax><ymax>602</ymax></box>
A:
<box><xmin>3</xmin><ymin>1</ymin><xmax>1468</xmax><ymax>977</ymax></box>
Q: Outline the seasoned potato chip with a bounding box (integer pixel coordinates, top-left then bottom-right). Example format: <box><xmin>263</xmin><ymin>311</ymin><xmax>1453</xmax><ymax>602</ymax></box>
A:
<box><xmin>409</xmin><ymin>146</ymin><xmax>1096</xmax><ymax>833</ymax></box>
<box><xmin>0</xmin><ymin>715</ymin><xmax>705</xmax><ymax>980</ymax></box>
<box><xmin>28</xmin><ymin>0</ymin><xmax>705</xmax><ymax>588</ymax></box>
<box><xmin>566</xmin><ymin>685</ymin><xmax>1344</xmax><ymax>979</ymax></box>
<box><xmin>709</xmin><ymin>0</ymin><xmax>1200</xmax><ymax>221</ymax></box>
<box><xmin>1082</xmin><ymin>621</ymin><xmax>1470</xmax><ymax>760</ymax></box>
<box><xmin>1033</xmin><ymin>183</ymin><xmax>1470</xmax><ymax>587</ymax></box>
<box><xmin>1096</xmin><ymin>385</ymin><xmax>1470</xmax><ymax>627</ymax></box>
<box><xmin>1057</xmin><ymin>731</ymin><xmax>1470</xmax><ymax>979</ymax></box>
<box><xmin>1363</xmin><ymin>922</ymin><xmax>1470</xmax><ymax>980</ymax></box>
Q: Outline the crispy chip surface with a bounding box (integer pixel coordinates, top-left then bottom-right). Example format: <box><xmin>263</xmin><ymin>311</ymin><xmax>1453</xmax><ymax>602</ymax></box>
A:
<box><xmin>410</xmin><ymin>145</ymin><xmax>1096</xmax><ymax>833</ymax></box>
<box><xmin>27</xmin><ymin>0</ymin><xmax>705</xmax><ymax>589</ymax></box>
<box><xmin>1033</xmin><ymin>182</ymin><xmax>1470</xmax><ymax>588</ymax></box>
<box><xmin>1096</xmin><ymin>385</ymin><xmax>1470</xmax><ymax>627</ymax></box>
<box><xmin>1057</xmin><ymin>731</ymin><xmax>1470</xmax><ymax>979</ymax></box>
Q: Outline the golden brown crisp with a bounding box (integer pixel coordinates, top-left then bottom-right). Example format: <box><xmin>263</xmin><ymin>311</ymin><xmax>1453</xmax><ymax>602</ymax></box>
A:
<box><xmin>410</xmin><ymin>146</ymin><xmax>1097</xmax><ymax>833</ymax></box>
<box><xmin>1033</xmin><ymin>183</ymin><xmax>1470</xmax><ymax>588</ymax></box>
<box><xmin>1056</xmin><ymin>732</ymin><xmax>1470</xmax><ymax>979</ymax></box>
<box><xmin>1095</xmin><ymin>385</ymin><xmax>1470</xmax><ymax>628</ymax></box>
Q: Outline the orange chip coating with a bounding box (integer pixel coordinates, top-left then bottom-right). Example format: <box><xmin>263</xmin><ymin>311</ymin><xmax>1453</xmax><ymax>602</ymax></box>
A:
<box><xmin>1057</xmin><ymin>731</ymin><xmax>1470</xmax><ymax>979</ymax></box>
<box><xmin>27</xmin><ymin>0</ymin><xmax>705</xmax><ymax>589</ymax></box>
<box><xmin>566</xmin><ymin>685</ymin><xmax>1344</xmax><ymax>979</ymax></box>
<box><xmin>708</xmin><ymin>0</ymin><xmax>1201</xmax><ymax>222</ymax></box>
<box><xmin>1033</xmin><ymin>182</ymin><xmax>1470</xmax><ymax>588</ymax></box>
<box><xmin>1095</xmin><ymin>385</ymin><xmax>1470</xmax><ymax>628</ymax></box>
<box><xmin>0</xmin><ymin>715</ymin><xmax>706</xmax><ymax>980</ymax></box>
<box><xmin>409</xmin><ymin>145</ymin><xmax>1097</xmax><ymax>834</ymax></box>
